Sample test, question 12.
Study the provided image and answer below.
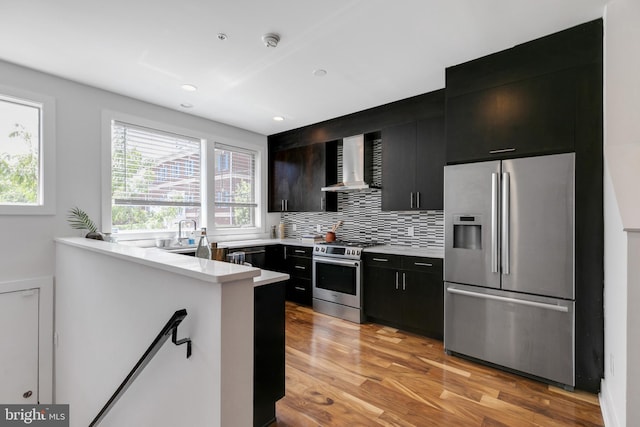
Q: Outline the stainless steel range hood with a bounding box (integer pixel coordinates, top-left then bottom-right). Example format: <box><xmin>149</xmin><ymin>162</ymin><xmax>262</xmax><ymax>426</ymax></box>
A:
<box><xmin>321</xmin><ymin>134</ymin><xmax>374</xmax><ymax>192</ymax></box>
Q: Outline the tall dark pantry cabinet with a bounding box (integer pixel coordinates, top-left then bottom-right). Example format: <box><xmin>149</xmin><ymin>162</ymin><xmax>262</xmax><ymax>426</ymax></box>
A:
<box><xmin>443</xmin><ymin>19</ymin><xmax>604</xmax><ymax>392</ymax></box>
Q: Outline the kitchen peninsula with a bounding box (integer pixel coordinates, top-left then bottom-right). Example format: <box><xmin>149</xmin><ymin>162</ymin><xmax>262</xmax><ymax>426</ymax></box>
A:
<box><xmin>54</xmin><ymin>237</ymin><xmax>288</xmax><ymax>427</ymax></box>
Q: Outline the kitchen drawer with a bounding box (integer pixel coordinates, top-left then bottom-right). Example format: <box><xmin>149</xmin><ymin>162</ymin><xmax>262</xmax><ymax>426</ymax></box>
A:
<box><xmin>362</xmin><ymin>253</ymin><xmax>402</xmax><ymax>269</ymax></box>
<box><xmin>285</xmin><ymin>257</ymin><xmax>311</xmax><ymax>279</ymax></box>
<box><xmin>402</xmin><ymin>257</ymin><xmax>443</xmax><ymax>274</ymax></box>
<box><xmin>286</xmin><ymin>277</ymin><xmax>312</xmax><ymax>306</ymax></box>
<box><xmin>285</xmin><ymin>245</ymin><xmax>313</xmax><ymax>258</ymax></box>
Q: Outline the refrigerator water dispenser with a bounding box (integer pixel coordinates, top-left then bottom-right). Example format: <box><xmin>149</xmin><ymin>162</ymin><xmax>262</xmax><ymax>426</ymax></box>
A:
<box><xmin>453</xmin><ymin>215</ymin><xmax>482</xmax><ymax>250</ymax></box>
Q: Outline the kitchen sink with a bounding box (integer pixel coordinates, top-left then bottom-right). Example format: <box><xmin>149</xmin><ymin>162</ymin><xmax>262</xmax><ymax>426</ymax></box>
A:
<box><xmin>161</xmin><ymin>245</ymin><xmax>197</xmax><ymax>254</ymax></box>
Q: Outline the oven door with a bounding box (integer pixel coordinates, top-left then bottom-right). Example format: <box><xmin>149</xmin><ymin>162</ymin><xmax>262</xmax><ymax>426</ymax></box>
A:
<box><xmin>312</xmin><ymin>256</ymin><xmax>361</xmax><ymax>308</ymax></box>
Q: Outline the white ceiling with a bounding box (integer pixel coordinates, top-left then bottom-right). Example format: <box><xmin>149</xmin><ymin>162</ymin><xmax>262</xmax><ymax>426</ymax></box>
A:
<box><xmin>0</xmin><ymin>0</ymin><xmax>607</xmax><ymax>136</ymax></box>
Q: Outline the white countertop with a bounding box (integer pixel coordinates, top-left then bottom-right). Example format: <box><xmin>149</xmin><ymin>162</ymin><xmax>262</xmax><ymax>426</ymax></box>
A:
<box><xmin>254</xmin><ymin>269</ymin><xmax>290</xmax><ymax>287</ymax></box>
<box><xmin>56</xmin><ymin>237</ymin><xmax>266</xmax><ymax>284</ymax></box>
<box><xmin>364</xmin><ymin>245</ymin><xmax>444</xmax><ymax>259</ymax></box>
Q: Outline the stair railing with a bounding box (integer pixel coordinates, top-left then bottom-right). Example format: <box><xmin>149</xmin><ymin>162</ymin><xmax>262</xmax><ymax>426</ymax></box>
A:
<box><xmin>89</xmin><ymin>309</ymin><xmax>192</xmax><ymax>426</ymax></box>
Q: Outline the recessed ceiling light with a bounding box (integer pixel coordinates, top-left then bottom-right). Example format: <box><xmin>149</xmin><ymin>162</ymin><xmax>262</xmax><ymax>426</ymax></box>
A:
<box><xmin>273</xmin><ymin>116</ymin><xmax>285</xmax><ymax>122</ymax></box>
<box><xmin>181</xmin><ymin>84</ymin><xmax>197</xmax><ymax>92</ymax></box>
<box><xmin>180</xmin><ymin>103</ymin><xmax>193</xmax><ymax>109</ymax></box>
<box><xmin>313</xmin><ymin>69</ymin><xmax>327</xmax><ymax>77</ymax></box>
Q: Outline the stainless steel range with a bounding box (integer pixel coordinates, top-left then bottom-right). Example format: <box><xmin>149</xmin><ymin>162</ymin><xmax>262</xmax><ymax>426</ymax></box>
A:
<box><xmin>312</xmin><ymin>241</ymin><xmax>369</xmax><ymax>323</ymax></box>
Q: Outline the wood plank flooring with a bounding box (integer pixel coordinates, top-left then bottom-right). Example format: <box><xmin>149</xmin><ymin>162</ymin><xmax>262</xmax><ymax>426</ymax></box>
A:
<box><xmin>274</xmin><ymin>302</ymin><xmax>603</xmax><ymax>427</ymax></box>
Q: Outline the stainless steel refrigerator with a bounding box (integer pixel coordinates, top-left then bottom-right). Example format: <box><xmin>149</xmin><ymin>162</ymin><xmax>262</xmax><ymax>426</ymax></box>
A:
<box><xmin>444</xmin><ymin>152</ymin><xmax>575</xmax><ymax>387</ymax></box>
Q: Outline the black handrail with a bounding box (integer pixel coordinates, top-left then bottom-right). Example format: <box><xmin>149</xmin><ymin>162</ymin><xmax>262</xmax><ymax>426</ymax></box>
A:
<box><xmin>89</xmin><ymin>309</ymin><xmax>192</xmax><ymax>426</ymax></box>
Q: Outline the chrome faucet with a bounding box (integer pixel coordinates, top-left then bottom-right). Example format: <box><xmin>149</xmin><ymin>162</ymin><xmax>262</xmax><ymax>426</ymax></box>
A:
<box><xmin>177</xmin><ymin>219</ymin><xmax>197</xmax><ymax>245</ymax></box>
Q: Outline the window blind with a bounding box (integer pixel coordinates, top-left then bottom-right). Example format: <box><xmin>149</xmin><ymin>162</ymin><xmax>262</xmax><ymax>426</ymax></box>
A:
<box><xmin>112</xmin><ymin>121</ymin><xmax>201</xmax><ymax>207</ymax></box>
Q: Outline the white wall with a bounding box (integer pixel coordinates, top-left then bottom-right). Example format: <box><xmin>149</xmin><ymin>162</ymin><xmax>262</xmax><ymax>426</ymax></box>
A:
<box><xmin>602</xmin><ymin>163</ymin><xmax>627</xmax><ymax>427</ymax></box>
<box><xmin>602</xmin><ymin>0</ymin><xmax>640</xmax><ymax>425</ymax></box>
<box><xmin>0</xmin><ymin>59</ymin><xmax>268</xmax><ymax>282</ymax></box>
<box><xmin>627</xmin><ymin>233</ymin><xmax>640</xmax><ymax>424</ymax></box>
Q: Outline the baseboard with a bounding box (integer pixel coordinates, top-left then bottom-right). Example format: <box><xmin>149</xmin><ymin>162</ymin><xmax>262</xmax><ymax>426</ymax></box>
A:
<box><xmin>599</xmin><ymin>379</ymin><xmax>621</xmax><ymax>427</ymax></box>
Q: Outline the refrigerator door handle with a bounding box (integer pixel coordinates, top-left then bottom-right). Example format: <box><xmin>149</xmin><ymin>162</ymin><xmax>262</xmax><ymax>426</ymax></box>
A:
<box><xmin>491</xmin><ymin>172</ymin><xmax>500</xmax><ymax>273</ymax></box>
<box><xmin>446</xmin><ymin>287</ymin><xmax>569</xmax><ymax>313</ymax></box>
<box><xmin>502</xmin><ymin>172</ymin><xmax>510</xmax><ymax>275</ymax></box>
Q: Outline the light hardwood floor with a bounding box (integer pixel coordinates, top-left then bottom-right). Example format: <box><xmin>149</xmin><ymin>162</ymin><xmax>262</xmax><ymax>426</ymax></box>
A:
<box><xmin>275</xmin><ymin>302</ymin><xmax>603</xmax><ymax>427</ymax></box>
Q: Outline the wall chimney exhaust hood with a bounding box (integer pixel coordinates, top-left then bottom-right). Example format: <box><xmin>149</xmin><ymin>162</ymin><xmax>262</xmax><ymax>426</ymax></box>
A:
<box><xmin>321</xmin><ymin>134</ymin><xmax>374</xmax><ymax>192</ymax></box>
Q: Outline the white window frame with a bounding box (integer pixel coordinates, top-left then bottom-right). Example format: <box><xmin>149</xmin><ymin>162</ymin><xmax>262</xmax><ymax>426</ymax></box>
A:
<box><xmin>0</xmin><ymin>85</ymin><xmax>56</xmax><ymax>215</ymax></box>
<box><xmin>101</xmin><ymin>111</ymin><xmax>206</xmax><ymax>238</ymax></box>
<box><xmin>102</xmin><ymin>111</ymin><xmax>266</xmax><ymax>239</ymax></box>
<box><xmin>206</xmin><ymin>138</ymin><xmax>265</xmax><ymax>237</ymax></box>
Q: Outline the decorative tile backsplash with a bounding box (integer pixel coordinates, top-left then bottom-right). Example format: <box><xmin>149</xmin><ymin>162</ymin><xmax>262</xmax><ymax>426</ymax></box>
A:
<box><xmin>280</xmin><ymin>139</ymin><xmax>444</xmax><ymax>249</ymax></box>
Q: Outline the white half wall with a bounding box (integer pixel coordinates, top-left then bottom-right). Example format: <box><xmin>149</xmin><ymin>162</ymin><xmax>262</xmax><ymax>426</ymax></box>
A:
<box><xmin>55</xmin><ymin>242</ymin><xmax>254</xmax><ymax>427</ymax></box>
<box><xmin>0</xmin><ymin>59</ymin><xmax>267</xmax><ymax>282</ymax></box>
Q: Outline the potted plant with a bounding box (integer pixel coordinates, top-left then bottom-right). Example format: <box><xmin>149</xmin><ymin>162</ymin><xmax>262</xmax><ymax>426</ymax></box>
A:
<box><xmin>67</xmin><ymin>207</ymin><xmax>104</xmax><ymax>240</ymax></box>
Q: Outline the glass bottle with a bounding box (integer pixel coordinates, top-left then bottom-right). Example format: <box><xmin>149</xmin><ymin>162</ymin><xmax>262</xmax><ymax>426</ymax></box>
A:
<box><xmin>195</xmin><ymin>227</ymin><xmax>212</xmax><ymax>259</ymax></box>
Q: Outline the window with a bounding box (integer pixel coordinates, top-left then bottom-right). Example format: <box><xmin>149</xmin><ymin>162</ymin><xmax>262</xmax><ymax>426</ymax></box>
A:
<box><xmin>111</xmin><ymin>121</ymin><xmax>201</xmax><ymax>232</ymax></box>
<box><xmin>0</xmin><ymin>89</ymin><xmax>55</xmax><ymax>215</ymax></box>
<box><xmin>213</xmin><ymin>144</ymin><xmax>257</xmax><ymax>228</ymax></box>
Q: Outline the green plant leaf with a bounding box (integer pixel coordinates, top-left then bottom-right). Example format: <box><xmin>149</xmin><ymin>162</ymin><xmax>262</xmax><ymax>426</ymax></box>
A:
<box><xmin>67</xmin><ymin>207</ymin><xmax>98</xmax><ymax>232</ymax></box>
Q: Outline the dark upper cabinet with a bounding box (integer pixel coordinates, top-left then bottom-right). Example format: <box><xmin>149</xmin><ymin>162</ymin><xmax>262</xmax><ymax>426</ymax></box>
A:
<box><xmin>268</xmin><ymin>142</ymin><xmax>337</xmax><ymax>212</ymax></box>
<box><xmin>446</xmin><ymin>69</ymin><xmax>576</xmax><ymax>164</ymax></box>
<box><xmin>382</xmin><ymin>115</ymin><xmax>445</xmax><ymax>211</ymax></box>
<box><xmin>445</xmin><ymin>20</ymin><xmax>603</xmax><ymax>166</ymax></box>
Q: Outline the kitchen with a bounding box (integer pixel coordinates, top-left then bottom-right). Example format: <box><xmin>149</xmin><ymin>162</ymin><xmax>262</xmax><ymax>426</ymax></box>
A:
<box><xmin>0</xmin><ymin>1</ymin><xmax>638</xmax><ymax>426</ymax></box>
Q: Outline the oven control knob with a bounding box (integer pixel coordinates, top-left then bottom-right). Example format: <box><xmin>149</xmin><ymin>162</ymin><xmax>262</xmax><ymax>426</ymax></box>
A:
<box><xmin>315</xmin><ymin>247</ymin><xmax>319</xmax><ymax>251</ymax></box>
<box><xmin>356</xmin><ymin>249</ymin><xmax>361</xmax><ymax>255</ymax></box>
<box><xmin>321</xmin><ymin>247</ymin><xmax>326</xmax><ymax>252</ymax></box>
<box><xmin>346</xmin><ymin>249</ymin><xmax>350</xmax><ymax>255</ymax></box>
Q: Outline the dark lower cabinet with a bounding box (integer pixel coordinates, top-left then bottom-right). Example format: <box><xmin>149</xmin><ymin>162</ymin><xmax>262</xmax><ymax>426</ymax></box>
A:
<box><xmin>363</xmin><ymin>254</ymin><xmax>443</xmax><ymax>339</ymax></box>
<box><xmin>254</xmin><ymin>281</ymin><xmax>286</xmax><ymax>427</ymax></box>
<box><xmin>284</xmin><ymin>246</ymin><xmax>313</xmax><ymax>306</ymax></box>
<box><xmin>228</xmin><ymin>246</ymin><xmax>267</xmax><ymax>268</ymax></box>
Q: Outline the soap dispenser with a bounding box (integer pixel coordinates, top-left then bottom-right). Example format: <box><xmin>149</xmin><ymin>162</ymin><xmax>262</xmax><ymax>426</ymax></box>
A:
<box><xmin>195</xmin><ymin>227</ymin><xmax>212</xmax><ymax>259</ymax></box>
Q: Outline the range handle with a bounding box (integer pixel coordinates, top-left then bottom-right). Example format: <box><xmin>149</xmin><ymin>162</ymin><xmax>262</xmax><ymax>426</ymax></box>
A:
<box><xmin>446</xmin><ymin>287</ymin><xmax>569</xmax><ymax>313</ymax></box>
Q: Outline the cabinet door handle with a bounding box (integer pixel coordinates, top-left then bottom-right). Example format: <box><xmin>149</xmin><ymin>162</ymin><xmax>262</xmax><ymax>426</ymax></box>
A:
<box><xmin>410</xmin><ymin>192</ymin><xmax>414</xmax><ymax>209</ymax></box>
<box><xmin>403</xmin><ymin>272</ymin><xmax>406</xmax><ymax>291</ymax></box>
<box><xmin>321</xmin><ymin>197</ymin><xmax>325</xmax><ymax>211</ymax></box>
<box><xmin>414</xmin><ymin>262</ymin><xmax>433</xmax><ymax>267</ymax></box>
<box><xmin>281</xmin><ymin>200</ymin><xmax>284</xmax><ymax>211</ymax></box>
<box><xmin>284</xmin><ymin>246</ymin><xmax>287</xmax><ymax>260</ymax></box>
<box><xmin>294</xmin><ymin>286</ymin><xmax>306</xmax><ymax>291</ymax></box>
<box><xmin>395</xmin><ymin>271</ymin><xmax>399</xmax><ymax>290</ymax></box>
<box><xmin>489</xmin><ymin>148</ymin><xmax>516</xmax><ymax>154</ymax></box>
<box><xmin>416</xmin><ymin>192</ymin><xmax>421</xmax><ymax>209</ymax></box>
<box><xmin>372</xmin><ymin>258</ymin><xmax>389</xmax><ymax>262</ymax></box>
<box><xmin>294</xmin><ymin>265</ymin><xmax>306</xmax><ymax>270</ymax></box>
<box><xmin>294</xmin><ymin>250</ymin><xmax>306</xmax><ymax>254</ymax></box>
